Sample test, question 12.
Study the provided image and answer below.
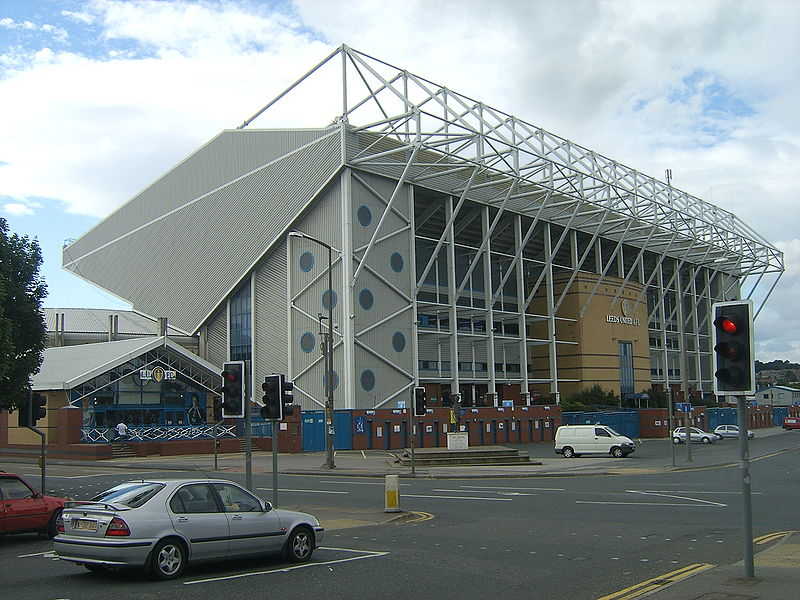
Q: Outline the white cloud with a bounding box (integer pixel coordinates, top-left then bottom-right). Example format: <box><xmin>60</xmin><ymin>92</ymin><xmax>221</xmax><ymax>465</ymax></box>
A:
<box><xmin>0</xmin><ymin>0</ymin><xmax>796</xmax><ymax>360</ymax></box>
<box><xmin>3</xmin><ymin>202</ymin><xmax>36</xmax><ymax>216</ymax></box>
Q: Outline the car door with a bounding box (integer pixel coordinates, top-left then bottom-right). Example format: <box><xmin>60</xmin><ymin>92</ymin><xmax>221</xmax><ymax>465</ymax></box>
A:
<box><xmin>168</xmin><ymin>483</ymin><xmax>230</xmax><ymax>560</ymax></box>
<box><xmin>211</xmin><ymin>482</ymin><xmax>284</xmax><ymax>557</ymax></box>
<box><xmin>0</xmin><ymin>476</ymin><xmax>48</xmax><ymax>534</ymax></box>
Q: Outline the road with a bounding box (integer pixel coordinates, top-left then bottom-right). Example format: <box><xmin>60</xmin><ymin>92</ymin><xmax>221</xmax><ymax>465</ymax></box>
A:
<box><xmin>2</xmin><ymin>431</ymin><xmax>798</xmax><ymax>599</ymax></box>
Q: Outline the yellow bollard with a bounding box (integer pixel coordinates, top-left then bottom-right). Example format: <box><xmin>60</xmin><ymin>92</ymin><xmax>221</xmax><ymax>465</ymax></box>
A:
<box><xmin>384</xmin><ymin>474</ymin><xmax>401</xmax><ymax>513</ymax></box>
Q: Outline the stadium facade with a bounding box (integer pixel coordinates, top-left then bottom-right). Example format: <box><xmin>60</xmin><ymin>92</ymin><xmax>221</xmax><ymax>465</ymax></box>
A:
<box><xmin>62</xmin><ymin>45</ymin><xmax>784</xmax><ymax>414</ymax></box>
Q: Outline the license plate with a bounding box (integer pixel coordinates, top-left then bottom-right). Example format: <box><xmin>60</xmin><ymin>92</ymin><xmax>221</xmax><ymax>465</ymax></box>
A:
<box><xmin>74</xmin><ymin>519</ymin><xmax>98</xmax><ymax>531</ymax></box>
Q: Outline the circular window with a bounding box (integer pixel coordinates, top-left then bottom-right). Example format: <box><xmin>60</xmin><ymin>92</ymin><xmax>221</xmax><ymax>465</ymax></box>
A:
<box><xmin>322</xmin><ymin>289</ymin><xmax>338</xmax><ymax>310</ymax></box>
<box><xmin>390</xmin><ymin>252</ymin><xmax>404</xmax><ymax>273</ymax></box>
<box><xmin>360</xmin><ymin>369</ymin><xmax>376</xmax><ymax>391</ymax></box>
<box><xmin>392</xmin><ymin>331</ymin><xmax>406</xmax><ymax>352</ymax></box>
<box><xmin>359</xmin><ymin>288</ymin><xmax>374</xmax><ymax>310</ymax></box>
<box><xmin>357</xmin><ymin>205</ymin><xmax>372</xmax><ymax>226</ymax></box>
<box><xmin>300</xmin><ymin>332</ymin><xmax>315</xmax><ymax>353</ymax></box>
<box><xmin>324</xmin><ymin>370</ymin><xmax>340</xmax><ymax>392</ymax></box>
<box><xmin>299</xmin><ymin>251</ymin><xmax>315</xmax><ymax>272</ymax></box>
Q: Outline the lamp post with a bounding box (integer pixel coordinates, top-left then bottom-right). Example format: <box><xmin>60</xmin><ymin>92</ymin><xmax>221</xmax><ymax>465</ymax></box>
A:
<box><xmin>290</xmin><ymin>232</ymin><xmax>335</xmax><ymax>469</ymax></box>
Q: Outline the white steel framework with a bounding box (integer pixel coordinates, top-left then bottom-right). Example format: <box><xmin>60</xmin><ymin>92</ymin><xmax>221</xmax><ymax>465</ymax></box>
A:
<box><xmin>240</xmin><ymin>46</ymin><xmax>780</xmax><ymax>405</ymax></box>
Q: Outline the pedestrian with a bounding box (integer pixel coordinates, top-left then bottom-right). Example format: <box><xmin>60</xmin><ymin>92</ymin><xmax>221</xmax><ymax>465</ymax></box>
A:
<box><xmin>115</xmin><ymin>420</ymin><xmax>128</xmax><ymax>445</ymax></box>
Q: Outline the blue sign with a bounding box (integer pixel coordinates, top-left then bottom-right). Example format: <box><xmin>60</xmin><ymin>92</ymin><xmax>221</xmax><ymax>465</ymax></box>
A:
<box><xmin>354</xmin><ymin>416</ymin><xmax>367</xmax><ymax>435</ymax></box>
<box><xmin>677</xmin><ymin>403</ymin><xmax>692</xmax><ymax>413</ymax></box>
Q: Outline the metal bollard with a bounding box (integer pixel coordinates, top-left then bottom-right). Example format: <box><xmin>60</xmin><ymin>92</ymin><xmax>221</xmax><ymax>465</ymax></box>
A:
<box><xmin>384</xmin><ymin>474</ymin><xmax>401</xmax><ymax>513</ymax></box>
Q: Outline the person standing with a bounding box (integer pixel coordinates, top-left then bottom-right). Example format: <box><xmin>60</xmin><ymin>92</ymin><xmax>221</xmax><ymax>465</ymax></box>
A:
<box><xmin>115</xmin><ymin>420</ymin><xmax>128</xmax><ymax>445</ymax></box>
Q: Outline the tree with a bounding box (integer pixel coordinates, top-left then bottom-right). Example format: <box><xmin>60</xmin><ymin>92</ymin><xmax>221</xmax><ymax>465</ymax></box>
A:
<box><xmin>0</xmin><ymin>218</ymin><xmax>47</xmax><ymax>411</ymax></box>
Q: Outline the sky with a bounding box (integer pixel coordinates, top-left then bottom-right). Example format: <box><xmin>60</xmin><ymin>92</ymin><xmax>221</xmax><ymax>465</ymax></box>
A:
<box><xmin>0</xmin><ymin>0</ymin><xmax>798</xmax><ymax>362</ymax></box>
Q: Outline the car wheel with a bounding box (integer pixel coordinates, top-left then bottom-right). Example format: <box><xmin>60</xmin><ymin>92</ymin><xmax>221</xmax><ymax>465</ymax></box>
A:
<box><xmin>149</xmin><ymin>538</ymin><xmax>186</xmax><ymax>580</ymax></box>
<box><xmin>715</xmin><ymin>434</ymin><xmax>723</xmax><ymax>440</ymax></box>
<box><xmin>673</xmin><ymin>437</ymin><xmax>682</xmax><ymax>444</ymax></box>
<box><xmin>611</xmin><ymin>447</ymin><xmax>624</xmax><ymax>458</ymax></box>
<box><xmin>562</xmin><ymin>446</ymin><xmax>575</xmax><ymax>458</ymax></box>
<box><xmin>284</xmin><ymin>526</ymin><xmax>314</xmax><ymax>563</ymax></box>
<box><xmin>701</xmin><ymin>436</ymin><xmax>711</xmax><ymax>444</ymax></box>
<box><xmin>45</xmin><ymin>508</ymin><xmax>62</xmax><ymax>539</ymax></box>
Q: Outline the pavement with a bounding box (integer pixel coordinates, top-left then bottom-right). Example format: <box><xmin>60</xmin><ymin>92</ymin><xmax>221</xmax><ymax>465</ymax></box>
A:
<box><xmin>3</xmin><ymin>426</ymin><xmax>799</xmax><ymax>599</ymax></box>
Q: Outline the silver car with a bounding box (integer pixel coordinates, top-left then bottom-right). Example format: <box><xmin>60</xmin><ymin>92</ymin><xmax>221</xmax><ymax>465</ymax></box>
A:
<box><xmin>713</xmin><ymin>424</ymin><xmax>754</xmax><ymax>440</ymax></box>
<box><xmin>53</xmin><ymin>478</ymin><xmax>324</xmax><ymax>579</ymax></box>
<box><xmin>672</xmin><ymin>426</ymin><xmax>717</xmax><ymax>444</ymax></box>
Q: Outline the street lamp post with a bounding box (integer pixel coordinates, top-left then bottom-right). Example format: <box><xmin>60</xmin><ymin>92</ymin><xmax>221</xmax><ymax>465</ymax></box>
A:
<box><xmin>290</xmin><ymin>232</ymin><xmax>335</xmax><ymax>469</ymax></box>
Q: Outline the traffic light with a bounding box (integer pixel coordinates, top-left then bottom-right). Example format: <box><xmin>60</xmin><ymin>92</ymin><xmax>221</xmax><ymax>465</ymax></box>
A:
<box><xmin>260</xmin><ymin>374</ymin><xmax>281</xmax><ymax>420</ymax></box>
<box><xmin>17</xmin><ymin>395</ymin><xmax>31</xmax><ymax>427</ymax></box>
<box><xmin>212</xmin><ymin>397</ymin><xmax>223</xmax><ymax>422</ymax></box>
<box><xmin>260</xmin><ymin>374</ymin><xmax>294</xmax><ymax>420</ymax></box>
<box><xmin>281</xmin><ymin>376</ymin><xmax>295</xmax><ymax>418</ymax></box>
<box><xmin>31</xmin><ymin>393</ymin><xmax>46</xmax><ymax>425</ymax></box>
<box><xmin>712</xmin><ymin>300</ymin><xmax>755</xmax><ymax>396</ymax></box>
<box><xmin>17</xmin><ymin>391</ymin><xmax>46</xmax><ymax>427</ymax></box>
<box><xmin>413</xmin><ymin>386</ymin><xmax>427</xmax><ymax>417</ymax></box>
<box><xmin>220</xmin><ymin>361</ymin><xmax>245</xmax><ymax>418</ymax></box>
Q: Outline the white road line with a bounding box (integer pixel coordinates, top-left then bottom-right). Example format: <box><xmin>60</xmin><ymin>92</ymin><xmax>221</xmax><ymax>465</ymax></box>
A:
<box><xmin>256</xmin><ymin>488</ymin><xmax>348</xmax><ymax>495</ymax></box>
<box><xmin>404</xmin><ymin>494</ymin><xmax>512</xmax><ymax>501</ymax></box>
<box><xmin>636</xmin><ymin>490</ymin><xmax>762</xmax><ymax>495</ymax></box>
<box><xmin>18</xmin><ymin>551</ymin><xmax>52</xmax><ymax>558</ymax></box>
<box><xmin>626</xmin><ymin>490</ymin><xmax>727</xmax><ymax>507</ymax></box>
<box><xmin>576</xmin><ymin>501</ymin><xmax>721</xmax><ymax>507</ymax></box>
<box><xmin>319</xmin><ymin>480</ymin><xmax>400</xmax><ymax>486</ymax></box>
<box><xmin>183</xmin><ymin>549</ymin><xmax>389</xmax><ymax>585</ymax></box>
<box><xmin>459</xmin><ymin>485</ymin><xmax>565</xmax><ymax>491</ymax></box>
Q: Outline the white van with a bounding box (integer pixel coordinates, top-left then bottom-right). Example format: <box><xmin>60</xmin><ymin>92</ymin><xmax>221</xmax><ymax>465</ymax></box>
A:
<box><xmin>554</xmin><ymin>424</ymin><xmax>636</xmax><ymax>458</ymax></box>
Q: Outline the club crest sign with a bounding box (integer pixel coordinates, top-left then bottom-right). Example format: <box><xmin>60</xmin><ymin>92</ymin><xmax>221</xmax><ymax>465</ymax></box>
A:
<box><xmin>139</xmin><ymin>366</ymin><xmax>177</xmax><ymax>382</ymax></box>
<box><xmin>606</xmin><ymin>299</ymin><xmax>640</xmax><ymax>326</ymax></box>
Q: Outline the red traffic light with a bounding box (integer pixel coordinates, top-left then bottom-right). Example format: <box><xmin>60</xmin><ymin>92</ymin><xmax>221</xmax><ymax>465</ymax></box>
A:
<box><xmin>714</xmin><ymin>316</ymin><xmax>738</xmax><ymax>335</ymax></box>
<box><xmin>222</xmin><ymin>370</ymin><xmax>238</xmax><ymax>382</ymax></box>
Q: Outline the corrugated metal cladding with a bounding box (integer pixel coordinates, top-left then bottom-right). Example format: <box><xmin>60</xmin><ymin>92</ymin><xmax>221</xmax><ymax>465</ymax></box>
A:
<box><xmin>64</xmin><ymin>131</ymin><xmax>342</xmax><ymax>334</ymax></box>
<box><xmin>202</xmin><ymin>308</ymin><xmax>227</xmax><ymax>366</ymax></box>
<box><xmin>348</xmin><ymin>171</ymin><xmax>415</xmax><ymax>408</ymax></box>
<box><xmin>65</xmin><ymin>129</ymin><xmax>335</xmax><ymax>262</ymax></box>
<box><xmin>288</xmin><ymin>185</ymin><xmax>342</xmax><ymax>410</ymax></box>
<box><xmin>253</xmin><ymin>241</ymin><xmax>288</xmax><ymax>388</ymax></box>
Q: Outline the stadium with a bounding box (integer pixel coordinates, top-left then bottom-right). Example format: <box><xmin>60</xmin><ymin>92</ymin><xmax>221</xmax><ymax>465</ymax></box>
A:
<box><xmin>61</xmin><ymin>45</ymin><xmax>784</xmax><ymax>416</ymax></box>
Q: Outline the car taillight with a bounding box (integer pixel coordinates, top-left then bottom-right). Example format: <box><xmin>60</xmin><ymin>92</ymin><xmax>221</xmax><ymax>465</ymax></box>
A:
<box><xmin>105</xmin><ymin>517</ymin><xmax>131</xmax><ymax>537</ymax></box>
<box><xmin>56</xmin><ymin>513</ymin><xmax>64</xmax><ymax>534</ymax></box>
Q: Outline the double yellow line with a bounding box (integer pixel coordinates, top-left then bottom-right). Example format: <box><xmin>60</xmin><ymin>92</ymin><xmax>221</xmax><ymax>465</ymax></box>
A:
<box><xmin>597</xmin><ymin>563</ymin><xmax>715</xmax><ymax>600</ymax></box>
<box><xmin>754</xmin><ymin>530</ymin><xmax>795</xmax><ymax>545</ymax></box>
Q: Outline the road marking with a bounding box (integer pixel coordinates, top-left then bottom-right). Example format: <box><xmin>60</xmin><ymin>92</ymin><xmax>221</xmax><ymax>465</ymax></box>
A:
<box><xmin>319</xmin><ymin>480</ymin><xmax>400</xmax><ymax>486</ymax></box>
<box><xmin>432</xmin><ymin>488</ymin><xmax>536</xmax><ymax>497</ymax></box>
<box><xmin>18</xmin><ymin>551</ymin><xmax>52</xmax><ymax>558</ymax></box>
<box><xmin>404</xmin><ymin>493</ymin><xmax>512</xmax><ymax>501</ymax></box>
<box><xmin>256</xmin><ymin>488</ymin><xmax>348</xmax><ymax>495</ymax></box>
<box><xmin>405</xmin><ymin>511</ymin><xmax>435</xmax><ymax>523</ymax></box>
<box><xmin>636</xmin><ymin>489</ymin><xmax>762</xmax><ymax>495</ymax></box>
<box><xmin>459</xmin><ymin>485</ymin><xmax>565</xmax><ymax>491</ymax></box>
<box><xmin>597</xmin><ymin>563</ymin><xmax>715</xmax><ymax>600</ymax></box>
<box><xmin>626</xmin><ymin>490</ymin><xmax>727</xmax><ymax>507</ymax></box>
<box><xmin>755</xmin><ymin>531</ymin><xmax>796</xmax><ymax>544</ymax></box>
<box><xmin>183</xmin><ymin>548</ymin><xmax>388</xmax><ymax>585</ymax></box>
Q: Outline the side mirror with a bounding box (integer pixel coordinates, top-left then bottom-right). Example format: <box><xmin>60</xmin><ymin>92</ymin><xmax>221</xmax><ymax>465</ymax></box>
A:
<box><xmin>263</xmin><ymin>501</ymin><xmax>273</xmax><ymax>512</ymax></box>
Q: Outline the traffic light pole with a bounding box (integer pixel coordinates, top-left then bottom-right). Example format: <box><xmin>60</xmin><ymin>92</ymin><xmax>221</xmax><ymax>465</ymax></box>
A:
<box><xmin>736</xmin><ymin>394</ymin><xmax>755</xmax><ymax>578</ymax></box>
<box><xmin>29</xmin><ymin>426</ymin><xmax>46</xmax><ymax>494</ymax></box>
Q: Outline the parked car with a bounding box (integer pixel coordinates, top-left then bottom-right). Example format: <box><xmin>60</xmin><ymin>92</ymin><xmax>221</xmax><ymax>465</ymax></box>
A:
<box><xmin>0</xmin><ymin>470</ymin><xmax>67</xmax><ymax>538</ymax></box>
<box><xmin>783</xmin><ymin>417</ymin><xmax>800</xmax><ymax>430</ymax></box>
<box><xmin>672</xmin><ymin>427</ymin><xmax>717</xmax><ymax>444</ymax></box>
<box><xmin>54</xmin><ymin>478</ymin><xmax>324</xmax><ymax>580</ymax></box>
<box><xmin>554</xmin><ymin>425</ymin><xmax>636</xmax><ymax>458</ymax></box>
<box><xmin>713</xmin><ymin>424</ymin><xmax>754</xmax><ymax>440</ymax></box>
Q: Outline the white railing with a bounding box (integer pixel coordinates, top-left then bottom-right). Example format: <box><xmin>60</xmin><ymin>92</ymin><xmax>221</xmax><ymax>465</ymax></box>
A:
<box><xmin>81</xmin><ymin>423</ymin><xmax>240</xmax><ymax>443</ymax></box>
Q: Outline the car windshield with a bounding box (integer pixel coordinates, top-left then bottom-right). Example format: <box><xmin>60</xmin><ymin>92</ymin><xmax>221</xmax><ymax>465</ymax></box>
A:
<box><xmin>91</xmin><ymin>482</ymin><xmax>164</xmax><ymax>508</ymax></box>
<box><xmin>605</xmin><ymin>427</ymin><xmax>622</xmax><ymax>436</ymax></box>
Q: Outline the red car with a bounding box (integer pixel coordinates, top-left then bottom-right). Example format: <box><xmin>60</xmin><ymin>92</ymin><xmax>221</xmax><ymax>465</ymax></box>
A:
<box><xmin>0</xmin><ymin>470</ymin><xmax>67</xmax><ymax>538</ymax></box>
<box><xmin>783</xmin><ymin>417</ymin><xmax>800</xmax><ymax>430</ymax></box>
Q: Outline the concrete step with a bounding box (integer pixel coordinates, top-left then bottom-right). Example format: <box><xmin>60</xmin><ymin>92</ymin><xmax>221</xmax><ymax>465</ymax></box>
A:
<box><xmin>397</xmin><ymin>445</ymin><xmax>534</xmax><ymax>466</ymax></box>
<box><xmin>111</xmin><ymin>444</ymin><xmax>137</xmax><ymax>458</ymax></box>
